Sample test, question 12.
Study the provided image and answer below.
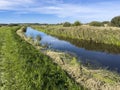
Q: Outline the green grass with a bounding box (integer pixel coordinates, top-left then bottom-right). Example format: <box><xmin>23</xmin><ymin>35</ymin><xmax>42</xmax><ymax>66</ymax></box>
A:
<box><xmin>0</xmin><ymin>26</ymin><xmax>86</xmax><ymax>90</ymax></box>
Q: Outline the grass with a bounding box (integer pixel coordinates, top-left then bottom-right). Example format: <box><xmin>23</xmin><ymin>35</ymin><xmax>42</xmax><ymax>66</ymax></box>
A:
<box><xmin>0</xmin><ymin>26</ymin><xmax>86</xmax><ymax>90</ymax></box>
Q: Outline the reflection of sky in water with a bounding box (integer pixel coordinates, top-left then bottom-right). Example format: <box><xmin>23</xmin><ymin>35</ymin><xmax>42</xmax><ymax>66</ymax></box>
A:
<box><xmin>25</xmin><ymin>27</ymin><xmax>120</xmax><ymax>72</ymax></box>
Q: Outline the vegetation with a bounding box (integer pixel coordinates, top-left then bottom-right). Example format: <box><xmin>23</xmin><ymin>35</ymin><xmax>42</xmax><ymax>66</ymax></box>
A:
<box><xmin>111</xmin><ymin>16</ymin><xmax>120</xmax><ymax>27</ymax></box>
<box><xmin>73</xmin><ymin>21</ymin><xmax>82</xmax><ymax>26</ymax></box>
<box><xmin>23</xmin><ymin>27</ymin><xmax>120</xmax><ymax>89</ymax></box>
<box><xmin>89</xmin><ymin>21</ymin><xmax>103</xmax><ymax>26</ymax></box>
<box><xmin>102</xmin><ymin>21</ymin><xmax>110</xmax><ymax>24</ymax></box>
<box><xmin>0</xmin><ymin>26</ymin><xmax>85</xmax><ymax>90</ymax></box>
<box><xmin>63</xmin><ymin>22</ymin><xmax>71</xmax><ymax>27</ymax></box>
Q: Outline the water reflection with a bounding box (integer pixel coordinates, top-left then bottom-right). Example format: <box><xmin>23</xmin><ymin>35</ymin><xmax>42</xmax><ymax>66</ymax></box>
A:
<box><xmin>52</xmin><ymin>35</ymin><xmax>120</xmax><ymax>54</ymax></box>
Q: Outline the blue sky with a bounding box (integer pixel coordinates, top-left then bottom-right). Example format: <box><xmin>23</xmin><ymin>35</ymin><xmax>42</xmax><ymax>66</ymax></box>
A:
<box><xmin>0</xmin><ymin>0</ymin><xmax>120</xmax><ymax>23</ymax></box>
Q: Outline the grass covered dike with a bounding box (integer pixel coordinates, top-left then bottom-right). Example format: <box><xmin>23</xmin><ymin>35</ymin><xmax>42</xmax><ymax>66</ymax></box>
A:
<box><xmin>0</xmin><ymin>26</ymin><xmax>85</xmax><ymax>90</ymax></box>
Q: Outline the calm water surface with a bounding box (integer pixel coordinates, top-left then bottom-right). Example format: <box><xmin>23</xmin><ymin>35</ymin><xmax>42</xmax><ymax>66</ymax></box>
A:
<box><xmin>25</xmin><ymin>27</ymin><xmax>120</xmax><ymax>72</ymax></box>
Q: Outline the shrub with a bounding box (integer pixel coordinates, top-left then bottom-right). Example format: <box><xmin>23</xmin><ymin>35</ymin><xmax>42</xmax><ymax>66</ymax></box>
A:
<box><xmin>111</xmin><ymin>16</ymin><xmax>120</xmax><ymax>27</ymax></box>
<box><xmin>102</xmin><ymin>21</ymin><xmax>110</xmax><ymax>27</ymax></box>
<box><xmin>73</xmin><ymin>21</ymin><xmax>82</xmax><ymax>26</ymax></box>
<box><xmin>89</xmin><ymin>21</ymin><xmax>103</xmax><ymax>26</ymax></box>
<box><xmin>102</xmin><ymin>21</ymin><xmax>110</xmax><ymax>24</ymax></box>
<box><xmin>22</xmin><ymin>27</ymin><xmax>27</xmax><ymax>32</ymax></box>
<box><xmin>63</xmin><ymin>22</ymin><xmax>71</xmax><ymax>27</ymax></box>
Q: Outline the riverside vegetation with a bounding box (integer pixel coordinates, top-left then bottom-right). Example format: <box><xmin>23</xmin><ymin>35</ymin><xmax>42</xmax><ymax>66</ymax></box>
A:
<box><xmin>0</xmin><ymin>26</ymin><xmax>85</xmax><ymax>90</ymax></box>
<box><xmin>19</xmin><ymin>27</ymin><xmax>120</xmax><ymax>89</ymax></box>
<box><xmin>0</xmin><ymin>25</ymin><xmax>120</xmax><ymax>90</ymax></box>
<box><xmin>30</xmin><ymin>25</ymin><xmax>120</xmax><ymax>89</ymax></box>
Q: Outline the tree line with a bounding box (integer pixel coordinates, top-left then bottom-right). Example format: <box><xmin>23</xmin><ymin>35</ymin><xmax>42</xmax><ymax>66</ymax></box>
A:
<box><xmin>63</xmin><ymin>16</ymin><xmax>120</xmax><ymax>27</ymax></box>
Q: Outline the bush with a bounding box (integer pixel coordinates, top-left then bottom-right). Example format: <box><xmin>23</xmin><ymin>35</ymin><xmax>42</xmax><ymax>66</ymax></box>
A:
<box><xmin>63</xmin><ymin>22</ymin><xmax>71</xmax><ymax>27</ymax></box>
<box><xmin>111</xmin><ymin>16</ymin><xmax>120</xmax><ymax>27</ymax></box>
<box><xmin>89</xmin><ymin>21</ymin><xmax>103</xmax><ymax>26</ymax></box>
<box><xmin>73</xmin><ymin>21</ymin><xmax>82</xmax><ymax>26</ymax></box>
<box><xmin>21</xmin><ymin>27</ymin><xmax>27</xmax><ymax>32</ymax></box>
<box><xmin>102</xmin><ymin>21</ymin><xmax>110</xmax><ymax>24</ymax></box>
<box><xmin>102</xmin><ymin>21</ymin><xmax>110</xmax><ymax>27</ymax></box>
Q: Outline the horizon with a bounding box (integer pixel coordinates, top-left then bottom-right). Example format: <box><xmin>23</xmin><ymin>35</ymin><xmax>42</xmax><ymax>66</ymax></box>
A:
<box><xmin>0</xmin><ymin>0</ymin><xmax>120</xmax><ymax>24</ymax></box>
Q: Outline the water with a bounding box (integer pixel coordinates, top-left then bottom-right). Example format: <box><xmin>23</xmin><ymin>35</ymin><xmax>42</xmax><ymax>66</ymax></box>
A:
<box><xmin>25</xmin><ymin>27</ymin><xmax>120</xmax><ymax>72</ymax></box>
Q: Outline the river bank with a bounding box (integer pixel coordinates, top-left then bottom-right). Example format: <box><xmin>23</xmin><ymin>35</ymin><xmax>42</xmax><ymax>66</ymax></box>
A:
<box><xmin>32</xmin><ymin>25</ymin><xmax>120</xmax><ymax>47</ymax></box>
<box><xmin>17</xmin><ymin>27</ymin><xmax>120</xmax><ymax>90</ymax></box>
<box><xmin>0</xmin><ymin>26</ymin><xmax>83</xmax><ymax>90</ymax></box>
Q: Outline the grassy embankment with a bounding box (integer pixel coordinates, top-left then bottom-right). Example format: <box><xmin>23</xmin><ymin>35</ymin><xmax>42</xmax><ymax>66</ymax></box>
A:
<box><xmin>29</xmin><ymin>25</ymin><xmax>120</xmax><ymax>89</ymax></box>
<box><xmin>20</xmin><ymin>26</ymin><xmax>120</xmax><ymax>89</ymax></box>
<box><xmin>0</xmin><ymin>26</ymin><xmax>85</xmax><ymax>90</ymax></box>
<box><xmin>32</xmin><ymin>25</ymin><xmax>120</xmax><ymax>53</ymax></box>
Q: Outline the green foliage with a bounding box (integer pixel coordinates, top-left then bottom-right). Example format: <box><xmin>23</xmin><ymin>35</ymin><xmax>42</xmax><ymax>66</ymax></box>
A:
<box><xmin>21</xmin><ymin>26</ymin><xmax>27</xmax><ymax>32</ymax></box>
<box><xmin>63</xmin><ymin>22</ymin><xmax>71</xmax><ymax>27</ymax></box>
<box><xmin>0</xmin><ymin>26</ymin><xmax>85</xmax><ymax>90</ymax></box>
<box><xmin>102</xmin><ymin>21</ymin><xmax>110</xmax><ymax>24</ymax></box>
<box><xmin>89</xmin><ymin>21</ymin><xmax>103</xmax><ymax>26</ymax></box>
<box><xmin>73</xmin><ymin>21</ymin><xmax>82</xmax><ymax>26</ymax></box>
<box><xmin>111</xmin><ymin>16</ymin><xmax>120</xmax><ymax>27</ymax></box>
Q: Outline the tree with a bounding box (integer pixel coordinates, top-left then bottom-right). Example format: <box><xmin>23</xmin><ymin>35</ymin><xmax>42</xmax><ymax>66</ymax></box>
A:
<box><xmin>73</xmin><ymin>21</ymin><xmax>82</xmax><ymax>26</ymax></box>
<box><xmin>89</xmin><ymin>21</ymin><xmax>103</xmax><ymax>26</ymax></box>
<box><xmin>102</xmin><ymin>21</ymin><xmax>110</xmax><ymax>27</ymax></box>
<box><xmin>111</xmin><ymin>16</ymin><xmax>120</xmax><ymax>27</ymax></box>
<box><xmin>63</xmin><ymin>22</ymin><xmax>71</xmax><ymax>27</ymax></box>
<box><xmin>102</xmin><ymin>21</ymin><xmax>109</xmax><ymax>24</ymax></box>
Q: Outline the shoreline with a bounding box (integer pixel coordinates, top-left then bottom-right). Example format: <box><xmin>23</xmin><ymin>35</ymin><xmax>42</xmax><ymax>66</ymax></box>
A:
<box><xmin>17</xmin><ymin>27</ymin><xmax>120</xmax><ymax>90</ymax></box>
<box><xmin>32</xmin><ymin>25</ymin><xmax>120</xmax><ymax>47</ymax></box>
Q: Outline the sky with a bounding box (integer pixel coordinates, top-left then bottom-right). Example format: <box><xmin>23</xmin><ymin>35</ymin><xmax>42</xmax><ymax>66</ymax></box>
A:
<box><xmin>0</xmin><ymin>0</ymin><xmax>120</xmax><ymax>24</ymax></box>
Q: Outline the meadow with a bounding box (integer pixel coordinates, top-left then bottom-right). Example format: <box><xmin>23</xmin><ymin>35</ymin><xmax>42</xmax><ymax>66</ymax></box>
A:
<box><xmin>1</xmin><ymin>25</ymin><xmax>120</xmax><ymax>90</ymax></box>
<box><xmin>0</xmin><ymin>26</ymin><xmax>85</xmax><ymax>90</ymax></box>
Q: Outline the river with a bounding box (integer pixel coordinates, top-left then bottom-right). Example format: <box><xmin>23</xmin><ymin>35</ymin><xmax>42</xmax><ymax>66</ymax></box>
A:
<box><xmin>25</xmin><ymin>27</ymin><xmax>120</xmax><ymax>72</ymax></box>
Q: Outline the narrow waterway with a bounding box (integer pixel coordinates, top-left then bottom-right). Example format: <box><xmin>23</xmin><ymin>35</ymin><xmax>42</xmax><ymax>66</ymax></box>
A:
<box><xmin>25</xmin><ymin>27</ymin><xmax>120</xmax><ymax>72</ymax></box>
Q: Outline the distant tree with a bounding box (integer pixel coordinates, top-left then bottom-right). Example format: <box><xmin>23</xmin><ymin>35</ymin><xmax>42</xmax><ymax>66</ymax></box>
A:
<box><xmin>8</xmin><ymin>24</ymin><xmax>19</xmax><ymax>26</ymax></box>
<box><xmin>73</xmin><ymin>21</ymin><xmax>82</xmax><ymax>26</ymax></box>
<box><xmin>0</xmin><ymin>24</ymin><xmax>8</xmax><ymax>26</ymax></box>
<box><xmin>102</xmin><ymin>21</ymin><xmax>110</xmax><ymax>27</ymax></box>
<box><xmin>89</xmin><ymin>21</ymin><xmax>103</xmax><ymax>26</ymax></box>
<box><xmin>111</xmin><ymin>16</ymin><xmax>120</xmax><ymax>27</ymax></box>
<box><xmin>63</xmin><ymin>22</ymin><xmax>71</xmax><ymax>27</ymax></box>
<box><xmin>102</xmin><ymin>21</ymin><xmax>109</xmax><ymax>24</ymax></box>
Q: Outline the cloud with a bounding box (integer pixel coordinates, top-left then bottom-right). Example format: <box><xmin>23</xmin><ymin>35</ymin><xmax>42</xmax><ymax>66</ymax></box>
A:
<box><xmin>0</xmin><ymin>0</ymin><xmax>34</xmax><ymax>10</ymax></box>
<box><xmin>0</xmin><ymin>0</ymin><xmax>120</xmax><ymax>22</ymax></box>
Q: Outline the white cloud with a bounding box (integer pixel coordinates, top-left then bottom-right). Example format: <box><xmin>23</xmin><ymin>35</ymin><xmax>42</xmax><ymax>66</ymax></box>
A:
<box><xmin>0</xmin><ymin>0</ymin><xmax>34</xmax><ymax>10</ymax></box>
<box><xmin>0</xmin><ymin>0</ymin><xmax>120</xmax><ymax>22</ymax></box>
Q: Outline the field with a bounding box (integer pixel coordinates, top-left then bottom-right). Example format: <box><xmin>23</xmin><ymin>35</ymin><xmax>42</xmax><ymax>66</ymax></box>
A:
<box><xmin>0</xmin><ymin>26</ymin><xmax>85</xmax><ymax>90</ymax></box>
<box><xmin>0</xmin><ymin>25</ymin><xmax>120</xmax><ymax>90</ymax></box>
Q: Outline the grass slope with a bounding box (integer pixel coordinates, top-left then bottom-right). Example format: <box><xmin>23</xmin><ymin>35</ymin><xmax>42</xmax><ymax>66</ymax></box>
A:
<box><xmin>0</xmin><ymin>26</ymin><xmax>85</xmax><ymax>90</ymax></box>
